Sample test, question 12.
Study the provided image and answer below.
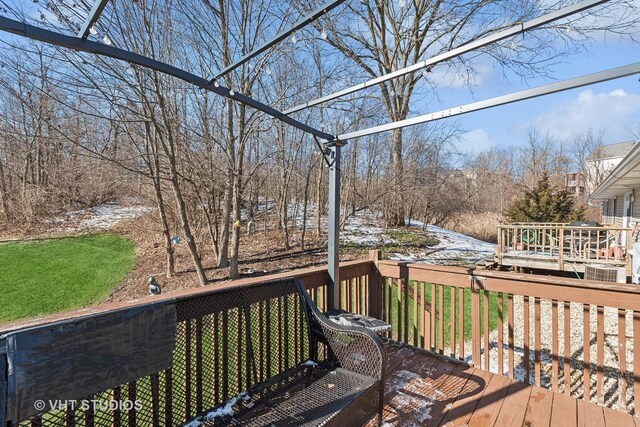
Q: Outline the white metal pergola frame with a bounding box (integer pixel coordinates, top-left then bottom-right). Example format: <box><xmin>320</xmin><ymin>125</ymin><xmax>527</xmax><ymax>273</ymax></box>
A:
<box><xmin>0</xmin><ymin>0</ymin><xmax>637</xmax><ymax>311</ymax></box>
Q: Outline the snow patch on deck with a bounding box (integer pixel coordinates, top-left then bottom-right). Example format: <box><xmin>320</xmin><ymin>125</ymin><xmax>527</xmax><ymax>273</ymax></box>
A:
<box><xmin>387</xmin><ymin>369</ymin><xmax>442</xmax><ymax>424</ymax></box>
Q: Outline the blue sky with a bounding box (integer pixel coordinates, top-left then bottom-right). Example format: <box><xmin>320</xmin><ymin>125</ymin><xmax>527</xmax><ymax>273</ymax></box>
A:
<box><xmin>0</xmin><ymin>1</ymin><xmax>638</xmax><ymax>155</ymax></box>
<box><xmin>435</xmin><ymin>39</ymin><xmax>640</xmax><ymax>153</ymax></box>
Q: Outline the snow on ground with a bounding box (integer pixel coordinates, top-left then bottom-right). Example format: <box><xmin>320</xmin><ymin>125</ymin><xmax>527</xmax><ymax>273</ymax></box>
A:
<box><xmin>287</xmin><ymin>203</ymin><xmax>496</xmax><ymax>266</ymax></box>
<box><xmin>399</xmin><ymin>219</ymin><xmax>496</xmax><ymax>266</ymax></box>
<box><xmin>47</xmin><ymin>202</ymin><xmax>152</xmax><ymax>233</ymax></box>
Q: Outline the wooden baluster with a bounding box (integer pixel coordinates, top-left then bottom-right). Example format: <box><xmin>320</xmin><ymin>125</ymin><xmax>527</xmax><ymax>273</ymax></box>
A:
<box><xmin>508</xmin><ymin>294</ymin><xmax>514</xmax><ymax>378</ymax></box>
<box><xmin>364</xmin><ymin>275</ymin><xmax>370</xmax><ymax>315</ymax></box>
<box><xmin>564</xmin><ymin>302</ymin><xmax>571</xmax><ymax>395</ymax></box>
<box><xmin>450</xmin><ymin>286</ymin><xmax>456</xmax><ymax>358</ymax></box>
<box><xmin>431</xmin><ymin>283</ymin><xmax>436</xmax><ymax>352</ymax></box>
<box><xmin>265</xmin><ymin>301</ymin><xmax>272</xmax><ymax>381</ymax></box>
<box><xmin>524</xmin><ymin>296</ymin><xmax>530</xmax><ymax>384</ymax></box>
<box><xmin>552</xmin><ymin>301</ymin><xmax>559</xmax><ymax>392</ymax></box>
<box><xmin>404</xmin><ymin>278</ymin><xmax>409</xmax><ymax>344</ymax></box>
<box><xmin>195</xmin><ymin>318</ymin><xmax>203</xmax><ymax>413</ymax></box>
<box><xmin>439</xmin><ymin>284</ymin><xmax>445</xmax><ymax>354</ymax></box>
<box><xmin>113</xmin><ymin>386</ymin><xmax>121</xmax><ymax>427</ymax></box>
<box><xmin>85</xmin><ymin>394</ymin><xmax>94</xmax><ymax>427</ymax></box>
<box><xmin>484</xmin><ymin>290</ymin><xmax>490</xmax><ymax>371</ymax></box>
<box><xmin>416</xmin><ymin>282</ymin><xmax>429</xmax><ymax>349</ymax></box>
<box><xmin>151</xmin><ymin>373</ymin><xmax>160</xmax><ymax>426</ymax></box>
<box><xmin>535</xmin><ymin>297</ymin><xmax>541</xmax><ymax>386</ymax></box>
<box><xmin>597</xmin><ymin>306</ymin><xmax>605</xmax><ymax>404</ymax></box>
<box><xmin>127</xmin><ymin>385</ymin><xmax>135</xmax><ymax>427</ymax></box>
<box><xmin>214</xmin><ymin>312</ymin><xmax>220</xmax><ymax>403</ymax></box>
<box><xmin>421</xmin><ymin>282</ymin><xmax>428</xmax><ymax>349</ymax></box>
<box><xmin>397</xmin><ymin>279</ymin><xmax>403</xmax><ymax>342</ymax></box>
<box><xmin>459</xmin><ymin>287</ymin><xmax>465</xmax><ymax>360</ymax></box>
<box><xmin>381</xmin><ymin>278</ymin><xmax>387</xmax><ymax>324</ymax></box>
<box><xmin>619</xmin><ymin>308</ymin><xmax>627</xmax><ymax>410</ymax></box>
<box><xmin>357</xmin><ymin>276</ymin><xmax>362</xmax><ymax>314</ymax></box>
<box><xmin>278</xmin><ymin>298</ymin><xmax>283</xmax><ymax>373</ymax></box>
<box><xmin>498</xmin><ymin>293</ymin><xmax>504</xmax><ymax>376</ymax></box>
<box><xmin>283</xmin><ymin>295</ymin><xmax>289</xmax><ymax>372</ymax></box>
<box><xmin>634</xmin><ymin>311</ymin><xmax>640</xmax><ymax>415</ymax></box>
<box><xmin>584</xmin><ymin>304</ymin><xmax>591</xmax><ymax>402</ymax></box>
<box><xmin>472</xmin><ymin>283</ymin><xmax>481</xmax><ymax>367</ymax></box>
<box><xmin>353</xmin><ymin>278</ymin><xmax>358</xmax><ymax>314</ymax></box>
<box><xmin>413</xmin><ymin>280</ymin><xmax>418</xmax><ymax>346</ymax></box>
<box><xmin>559</xmin><ymin>228</ymin><xmax>564</xmax><ymax>270</ymax></box>
<box><xmin>388</xmin><ymin>278</ymin><xmax>393</xmax><ymax>333</ymax></box>
<box><xmin>186</xmin><ymin>320</ymin><xmax>193</xmax><ymax>416</ymax></box>
<box><xmin>349</xmin><ymin>278</ymin><xmax>354</xmax><ymax>312</ymax></box>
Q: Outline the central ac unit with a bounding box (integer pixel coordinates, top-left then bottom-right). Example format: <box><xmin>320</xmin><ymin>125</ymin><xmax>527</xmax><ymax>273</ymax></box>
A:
<box><xmin>584</xmin><ymin>264</ymin><xmax>626</xmax><ymax>283</ymax></box>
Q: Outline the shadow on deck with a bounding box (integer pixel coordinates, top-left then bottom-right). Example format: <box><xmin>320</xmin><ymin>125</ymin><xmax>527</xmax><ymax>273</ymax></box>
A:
<box><xmin>372</xmin><ymin>342</ymin><xmax>639</xmax><ymax>427</ymax></box>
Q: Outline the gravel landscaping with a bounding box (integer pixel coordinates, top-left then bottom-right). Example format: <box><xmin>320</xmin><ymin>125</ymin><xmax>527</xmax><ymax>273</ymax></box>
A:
<box><xmin>464</xmin><ymin>296</ymin><xmax>635</xmax><ymax>412</ymax></box>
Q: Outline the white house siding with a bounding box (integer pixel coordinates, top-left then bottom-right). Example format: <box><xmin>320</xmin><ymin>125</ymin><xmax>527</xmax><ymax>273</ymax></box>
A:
<box><xmin>601</xmin><ymin>190</ymin><xmax>640</xmax><ymax>228</ymax></box>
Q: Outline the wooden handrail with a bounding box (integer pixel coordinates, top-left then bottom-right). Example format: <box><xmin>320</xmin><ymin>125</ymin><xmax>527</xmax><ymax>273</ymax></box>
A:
<box><xmin>373</xmin><ymin>259</ymin><xmax>640</xmax><ymax>414</ymax></box>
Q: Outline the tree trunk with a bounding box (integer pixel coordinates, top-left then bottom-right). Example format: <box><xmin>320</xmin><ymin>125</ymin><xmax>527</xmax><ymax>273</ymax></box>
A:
<box><xmin>301</xmin><ymin>159</ymin><xmax>316</xmax><ymax>251</ymax></box>
<box><xmin>229</xmin><ymin>173</ymin><xmax>242</xmax><ymax>279</ymax></box>
<box><xmin>153</xmin><ymin>178</ymin><xmax>175</xmax><ymax>278</ymax></box>
<box><xmin>217</xmin><ymin>103</ymin><xmax>234</xmax><ymax>269</ymax></box>
<box><xmin>152</xmin><ymin>163</ymin><xmax>175</xmax><ymax>278</ymax></box>
<box><xmin>0</xmin><ymin>154</ymin><xmax>9</xmax><ymax>221</ymax></box>
<box><xmin>170</xmin><ymin>173</ymin><xmax>208</xmax><ymax>286</ymax></box>
<box><xmin>387</xmin><ymin>127</ymin><xmax>405</xmax><ymax>226</ymax></box>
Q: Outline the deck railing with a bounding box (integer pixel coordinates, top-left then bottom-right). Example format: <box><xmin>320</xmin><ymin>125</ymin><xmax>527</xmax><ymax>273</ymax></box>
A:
<box><xmin>0</xmin><ymin>260</ymin><xmax>376</xmax><ymax>427</ymax></box>
<box><xmin>496</xmin><ymin>223</ymin><xmax>632</xmax><ymax>272</ymax></box>
<box><xmin>3</xmin><ymin>253</ymin><xmax>640</xmax><ymax>425</ymax></box>
<box><xmin>371</xmin><ymin>257</ymin><xmax>640</xmax><ymax>414</ymax></box>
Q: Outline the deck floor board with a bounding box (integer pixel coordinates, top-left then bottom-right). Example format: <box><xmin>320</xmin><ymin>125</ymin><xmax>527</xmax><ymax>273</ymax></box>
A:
<box><xmin>371</xmin><ymin>342</ymin><xmax>637</xmax><ymax>426</ymax></box>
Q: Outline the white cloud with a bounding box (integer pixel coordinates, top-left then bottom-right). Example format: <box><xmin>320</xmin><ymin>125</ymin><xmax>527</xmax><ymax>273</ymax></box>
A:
<box><xmin>457</xmin><ymin>129</ymin><xmax>497</xmax><ymax>154</ymax></box>
<box><xmin>427</xmin><ymin>59</ymin><xmax>496</xmax><ymax>89</ymax></box>
<box><xmin>525</xmin><ymin>88</ymin><xmax>640</xmax><ymax>142</ymax></box>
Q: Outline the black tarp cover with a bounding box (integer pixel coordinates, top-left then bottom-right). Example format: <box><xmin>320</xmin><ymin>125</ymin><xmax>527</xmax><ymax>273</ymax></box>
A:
<box><xmin>1</xmin><ymin>300</ymin><xmax>176</xmax><ymax>423</ymax></box>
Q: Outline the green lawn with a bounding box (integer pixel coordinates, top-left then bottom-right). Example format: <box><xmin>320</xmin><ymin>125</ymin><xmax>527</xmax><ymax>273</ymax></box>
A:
<box><xmin>0</xmin><ymin>234</ymin><xmax>136</xmax><ymax>323</ymax></box>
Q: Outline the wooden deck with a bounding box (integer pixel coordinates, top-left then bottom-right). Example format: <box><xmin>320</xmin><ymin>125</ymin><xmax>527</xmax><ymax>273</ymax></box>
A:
<box><xmin>372</xmin><ymin>342</ymin><xmax>639</xmax><ymax>427</ymax></box>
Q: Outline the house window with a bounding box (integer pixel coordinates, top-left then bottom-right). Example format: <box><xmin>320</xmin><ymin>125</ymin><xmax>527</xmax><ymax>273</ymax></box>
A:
<box><xmin>613</xmin><ymin>197</ymin><xmax>617</xmax><ymax>220</ymax></box>
<box><xmin>603</xmin><ymin>200</ymin><xmax>609</xmax><ymax>217</ymax></box>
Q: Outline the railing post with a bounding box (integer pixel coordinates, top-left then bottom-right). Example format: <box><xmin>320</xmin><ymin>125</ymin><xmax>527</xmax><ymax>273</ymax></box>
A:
<box><xmin>469</xmin><ymin>268</ymin><xmax>482</xmax><ymax>367</ymax></box>
<box><xmin>368</xmin><ymin>250</ymin><xmax>383</xmax><ymax>319</ymax></box>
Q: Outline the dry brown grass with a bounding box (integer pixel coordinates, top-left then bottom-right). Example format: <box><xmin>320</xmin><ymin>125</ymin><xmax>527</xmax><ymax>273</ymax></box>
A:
<box><xmin>447</xmin><ymin>211</ymin><xmax>503</xmax><ymax>243</ymax></box>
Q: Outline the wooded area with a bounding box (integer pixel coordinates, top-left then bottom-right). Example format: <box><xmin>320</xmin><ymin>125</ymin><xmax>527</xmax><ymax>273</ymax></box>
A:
<box><xmin>0</xmin><ymin>0</ymin><xmax>637</xmax><ymax>282</ymax></box>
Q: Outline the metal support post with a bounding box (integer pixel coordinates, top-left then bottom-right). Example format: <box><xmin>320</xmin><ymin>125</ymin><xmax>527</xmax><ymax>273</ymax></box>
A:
<box><xmin>327</xmin><ymin>143</ymin><xmax>341</xmax><ymax>311</ymax></box>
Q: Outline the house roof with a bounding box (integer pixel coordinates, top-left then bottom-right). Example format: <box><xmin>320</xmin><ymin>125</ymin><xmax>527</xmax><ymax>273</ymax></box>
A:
<box><xmin>589</xmin><ymin>140</ymin><xmax>640</xmax><ymax>201</ymax></box>
<box><xmin>596</xmin><ymin>140</ymin><xmax>637</xmax><ymax>160</ymax></box>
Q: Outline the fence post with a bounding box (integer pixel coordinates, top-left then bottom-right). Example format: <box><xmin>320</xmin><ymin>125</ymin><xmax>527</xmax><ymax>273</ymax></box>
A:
<box><xmin>558</xmin><ymin>227</ymin><xmax>564</xmax><ymax>271</ymax></box>
<box><xmin>469</xmin><ymin>268</ymin><xmax>481</xmax><ymax>367</ymax></box>
<box><xmin>369</xmin><ymin>250</ymin><xmax>383</xmax><ymax>319</ymax></box>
